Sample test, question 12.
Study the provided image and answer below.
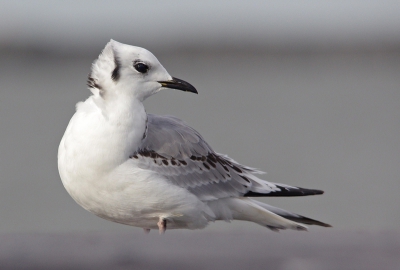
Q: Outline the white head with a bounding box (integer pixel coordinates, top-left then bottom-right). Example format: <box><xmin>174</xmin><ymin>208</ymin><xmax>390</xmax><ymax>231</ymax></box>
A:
<box><xmin>88</xmin><ymin>40</ymin><xmax>197</xmax><ymax>102</ymax></box>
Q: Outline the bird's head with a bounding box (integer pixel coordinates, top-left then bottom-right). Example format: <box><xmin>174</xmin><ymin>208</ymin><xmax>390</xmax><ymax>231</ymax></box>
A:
<box><xmin>88</xmin><ymin>39</ymin><xmax>197</xmax><ymax>102</ymax></box>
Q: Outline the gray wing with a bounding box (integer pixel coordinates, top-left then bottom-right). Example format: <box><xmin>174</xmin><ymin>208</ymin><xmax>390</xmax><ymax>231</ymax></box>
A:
<box><xmin>130</xmin><ymin>114</ymin><xmax>323</xmax><ymax>201</ymax></box>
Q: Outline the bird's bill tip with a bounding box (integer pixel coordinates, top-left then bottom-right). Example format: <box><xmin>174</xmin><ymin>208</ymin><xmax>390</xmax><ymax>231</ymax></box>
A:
<box><xmin>158</xmin><ymin>77</ymin><xmax>198</xmax><ymax>94</ymax></box>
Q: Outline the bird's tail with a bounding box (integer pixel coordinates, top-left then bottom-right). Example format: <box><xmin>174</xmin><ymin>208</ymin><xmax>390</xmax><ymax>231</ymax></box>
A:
<box><xmin>209</xmin><ymin>198</ymin><xmax>331</xmax><ymax>231</ymax></box>
<box><xmin>251</xmin><ymin>200</ymin><xmax>331</xmax><ymax>228</ymax></box>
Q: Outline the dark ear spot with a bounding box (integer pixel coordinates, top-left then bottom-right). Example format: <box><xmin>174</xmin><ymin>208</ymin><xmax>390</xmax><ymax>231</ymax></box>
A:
<box><xmin>111</xmin><ymin>55</ymin><xmax>121</xmax><ymax>81</ymax></box>
<box><xmin>87</xmin><ymin>74</ymin><xmax>102</xmax><ymax>90</ymax></box>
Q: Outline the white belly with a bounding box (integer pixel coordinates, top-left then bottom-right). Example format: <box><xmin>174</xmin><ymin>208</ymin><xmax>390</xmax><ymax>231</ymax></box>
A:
<box><xmin>59</xmin><ymin>147</ymin><xmax>213</xmax><ymax>230</ymax></box>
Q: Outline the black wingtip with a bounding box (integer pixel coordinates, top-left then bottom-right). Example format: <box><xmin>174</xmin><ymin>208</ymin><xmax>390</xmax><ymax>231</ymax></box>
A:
<box><xmin>292</xmin><ymin>216</ymin><xmax>332</xmax><ymax>227</ymax></box>
<box><xmin>244</xmin><ymin>186</ymin><xmax>325</xmax><ymax>197</ymax></box>
<box><xmin>270</xmin><ymin>212</ymin><xmax>332</xmax><ymax>228</ymax></box>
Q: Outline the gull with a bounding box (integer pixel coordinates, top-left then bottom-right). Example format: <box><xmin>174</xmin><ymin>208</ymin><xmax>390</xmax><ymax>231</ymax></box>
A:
<box><xmin>58</xmin><ymin>40</ymin><xmax>331</xmax><ymax>234</ymax></box>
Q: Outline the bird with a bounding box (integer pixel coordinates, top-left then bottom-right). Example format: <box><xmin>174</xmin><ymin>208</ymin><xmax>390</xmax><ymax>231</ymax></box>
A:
<box><xmin>58</xmin><ymin>40</ymin><xmax>331</xmax><ymax>234</ymax></box>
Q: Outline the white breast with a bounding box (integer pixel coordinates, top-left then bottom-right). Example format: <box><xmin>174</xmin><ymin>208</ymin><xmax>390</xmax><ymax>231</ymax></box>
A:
<box><xmin>58</xmin><ymin>96</ymin><xmax>147</xmax><ymax>213</ymax></box>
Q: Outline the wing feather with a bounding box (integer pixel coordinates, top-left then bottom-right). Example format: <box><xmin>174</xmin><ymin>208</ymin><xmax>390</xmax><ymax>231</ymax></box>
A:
<box><xmin>131</xmin><ymin>114</ymin><xmax>323</xmax><ymax>201</ymax></box>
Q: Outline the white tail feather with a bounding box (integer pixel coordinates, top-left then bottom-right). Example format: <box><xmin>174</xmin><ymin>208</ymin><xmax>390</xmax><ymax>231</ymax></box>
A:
<box><xmin>209</xmin><ymin>198</ymin><xmax>307</xmax><ymax>231</ymax></box>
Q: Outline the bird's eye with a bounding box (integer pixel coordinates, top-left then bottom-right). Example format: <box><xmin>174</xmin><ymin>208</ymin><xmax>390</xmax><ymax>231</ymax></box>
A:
<box><xmin>133</xmin><ymin>62</ymin><xmax>149</xmax><ymax>74</ymax></box>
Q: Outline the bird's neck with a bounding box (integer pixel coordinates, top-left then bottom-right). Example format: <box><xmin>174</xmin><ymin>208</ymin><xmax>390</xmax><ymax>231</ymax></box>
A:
<box><xmin>102</xmin><ymin>93</ymin><xmax>146</xmax><ymax>127</ymax></box>
<box><xmin>99</xmin><ymin>94</ymin><xmax>147</xmax><ymax>162</ymax></box>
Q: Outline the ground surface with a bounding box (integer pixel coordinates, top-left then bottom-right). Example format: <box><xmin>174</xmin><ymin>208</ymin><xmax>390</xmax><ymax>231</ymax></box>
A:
<box><xmin>0</xmin><ymin>230</ymin><xmax>398</xmax><ymax>270</ymax></box>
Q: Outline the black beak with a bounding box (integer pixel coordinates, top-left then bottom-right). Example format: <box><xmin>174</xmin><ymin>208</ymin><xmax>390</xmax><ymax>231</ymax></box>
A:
<box><xmin>158</xmin><ymin>77</ymin><xmax>198</xmax><ymax>94</ymax></box>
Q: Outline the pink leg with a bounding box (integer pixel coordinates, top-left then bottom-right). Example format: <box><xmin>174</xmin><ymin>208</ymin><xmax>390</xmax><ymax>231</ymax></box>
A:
<box><xmin>157</xmin><ymin>217</ymin><xmax>167</xmax><ymax>234</ymax></box>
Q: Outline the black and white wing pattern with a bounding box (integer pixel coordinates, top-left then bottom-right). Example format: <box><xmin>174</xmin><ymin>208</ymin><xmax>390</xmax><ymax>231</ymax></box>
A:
<box><xmin>130</xmin><ymin>114</ymin><xmax>323</xmax><ymax>201</ymax></box>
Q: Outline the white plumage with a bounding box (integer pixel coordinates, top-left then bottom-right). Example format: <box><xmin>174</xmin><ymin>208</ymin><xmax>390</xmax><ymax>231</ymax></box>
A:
<box><xmin>58</xmin><ymin>40</ymin><xmax>330</xmax><ymax>233</ymax></box>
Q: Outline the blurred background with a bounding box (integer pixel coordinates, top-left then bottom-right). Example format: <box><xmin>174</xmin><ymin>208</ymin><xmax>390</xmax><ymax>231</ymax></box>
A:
<box><xmin>0</xmin><ymin>0</ymin><xmax>399</xmax><ymax>269</ymax></box>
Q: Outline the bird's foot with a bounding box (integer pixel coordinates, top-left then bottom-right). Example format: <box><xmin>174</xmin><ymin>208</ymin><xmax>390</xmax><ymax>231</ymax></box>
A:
<box><xmin>157</xmin><ymin>217</ymin><xmax>167</xmax><ymax>234</ymax></box>
<box><xmin>143</xmin><ymin>228</ymin><xmax>150</xmax><ymax>234</ymax></box>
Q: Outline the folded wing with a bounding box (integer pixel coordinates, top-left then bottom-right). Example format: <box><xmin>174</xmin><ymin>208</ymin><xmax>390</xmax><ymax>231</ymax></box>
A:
<box><xmin>130</xmin><ymin>114</ymin><xmax>324</xmax><ymax>201</ymax></box>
